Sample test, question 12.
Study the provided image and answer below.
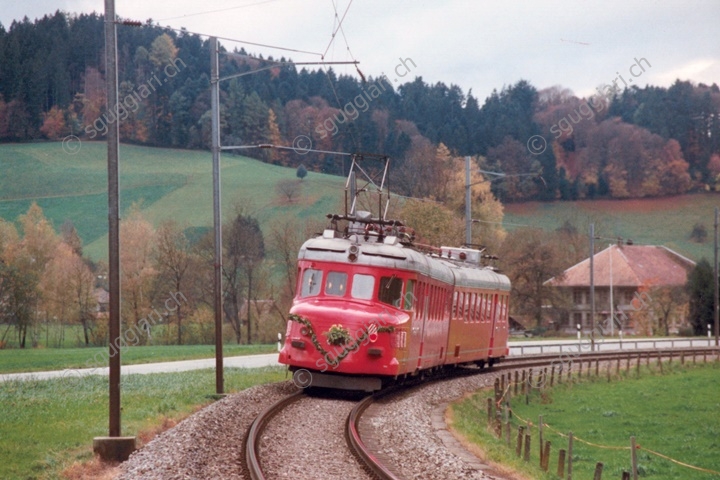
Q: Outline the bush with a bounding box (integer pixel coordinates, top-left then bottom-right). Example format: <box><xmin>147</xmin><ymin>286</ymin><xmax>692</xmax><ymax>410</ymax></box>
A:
<box><xmin>690</xmin><ymin>223</ymin><xmax>707</xmax><ymax>243</ymax></box>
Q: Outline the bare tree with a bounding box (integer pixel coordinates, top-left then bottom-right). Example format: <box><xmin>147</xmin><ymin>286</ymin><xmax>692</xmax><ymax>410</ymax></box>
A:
<box><xmin>154</xmin><ymin>221</ymin><xmax>192</xmax><ymax>344</ymax></box>
<box><xmin>651</xmin><ymin>286</ymin><xmax>689</xmax><ymax>336</ymax></box>
<box><xmin>224</xmin><ymin>212</ymin><xmax>265</xmax><ymax>344</ymax></box>
<box><xmin>276</xmin><ymin>179</ymin><xmax>301</xmax><ymax>204</ymax></box>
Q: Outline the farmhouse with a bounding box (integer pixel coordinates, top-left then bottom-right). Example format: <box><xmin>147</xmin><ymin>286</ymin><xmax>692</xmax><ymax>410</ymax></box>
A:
<box><xmin>544</xmin><ymin>244</ymin><xmax>695</xmax><ymax>335</ymax></box>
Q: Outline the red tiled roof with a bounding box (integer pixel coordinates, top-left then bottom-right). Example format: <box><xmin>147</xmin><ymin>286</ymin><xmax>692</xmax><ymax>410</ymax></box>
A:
<box><xmin>545</xmin><ymin>245</ymin><xmax>695</xmax><ymax>288</ymax></box>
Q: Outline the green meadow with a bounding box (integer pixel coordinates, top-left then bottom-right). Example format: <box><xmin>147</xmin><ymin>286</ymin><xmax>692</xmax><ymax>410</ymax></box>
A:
<box><xmin>504</xmin><ymin>194</ymin><xmax>718</xmax><ymax>262</ymax></box>
<box><xmin>451</xmin><ymin>363</ymin><xmax>720</xmax><ymax>480</ymax></box>
<box><xmin>0</xmin><ymin>366</ymin><xmax>286</xmax><ymax>480</ymax></box>
<box><xmin>1</xmin><ymin>142</ymin><xmax>717</xmax><ymax>262</ymax></box>
<box><xmin>0</xmin><ymin>141</ymin><xmax>345</xmax><ymax>261</ymax></box>
<box><xmin>0</xmin><ymin>344</ymin><xmax>276</xmax><ymax>374</ymax></box>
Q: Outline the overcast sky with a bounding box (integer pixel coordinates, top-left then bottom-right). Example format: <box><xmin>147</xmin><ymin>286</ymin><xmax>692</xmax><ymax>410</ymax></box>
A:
<box><xmin>1</xmin><ymin>0</ymin><xmax>718</xmax><ymax>101</ymax></box>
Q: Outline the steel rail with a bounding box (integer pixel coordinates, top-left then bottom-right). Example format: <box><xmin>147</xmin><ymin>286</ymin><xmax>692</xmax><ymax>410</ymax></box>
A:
<box><xmin>346</xmin><ymin>346</ymin><xmax>720</xmax><ymax>479</ymax></box>
<box><xmin>245</xmin><ymin>390</ymin><xmax>305</xmax><ymax>480</ymax></box>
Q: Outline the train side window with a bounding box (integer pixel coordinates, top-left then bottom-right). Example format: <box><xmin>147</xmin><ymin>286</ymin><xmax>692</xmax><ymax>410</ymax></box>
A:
<box><xmin>484</xmin><ymin>294</ymin><xmax>492</xmax><ymax>322</ymax></box>
<box><xmin>351</xmin><ymin>274</ymin><xmax>375</xmax><ymax>300</ymax></box>
<box><xmin>301</xmin><ymin>268</ymin><xmax>322</xmax><ymax>297</ymax></box>
<box><xmin>469</xmin><ymin>293</ymin><xmax>477</xmax><ymax>323</ymax></box>
<box><xmin>404</xmin><ymin>279</ymin><xmax>416</xmax><ymax>310</ymax></box>
<box><xmin>325</xmin><ymin>271</ymin><xmax>348</xmax><ymax>297</ymax></box>
<box><xmin>379</xmin><ymin>276</ymin><xmax>403</xmax><ymax>307</ymax></box>
<box><xmin>473</xmin><ymin>293</ymin><xmax>482</xmax><ymax>323</ymax></box>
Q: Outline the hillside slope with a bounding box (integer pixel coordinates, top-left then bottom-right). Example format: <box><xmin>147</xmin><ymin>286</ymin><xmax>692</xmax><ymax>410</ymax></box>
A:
<box><xmin>504</xmin><ymin>195</ymin><xmax>717</xmax><ymax>262</ymax></box>
<box><xmin>0</xmin><ymin>142</ymin><xmax>344</xmax><ymax>260</ymax></box>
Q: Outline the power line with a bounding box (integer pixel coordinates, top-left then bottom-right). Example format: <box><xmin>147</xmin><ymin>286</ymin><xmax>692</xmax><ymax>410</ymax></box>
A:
<box><xmin>120</xmin><ymin>21</ymin><xmax>323</xmax><ymax>57</ymax></box>
<box><xmin>321</xmin><ymin>0</ymin><xmax>353</xmax><ymax>59</ymax></box>
<box><xmin>156</xmin><ymin>0</ymin><xmax>283</xmax><ymax>21</ymax></box>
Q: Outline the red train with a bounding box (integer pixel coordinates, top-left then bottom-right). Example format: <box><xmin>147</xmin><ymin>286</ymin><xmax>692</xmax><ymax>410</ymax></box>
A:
<box><xmin>278</xmin><ymin>155</ymin><xmax>511</xmax><ymax>391</ymax></box>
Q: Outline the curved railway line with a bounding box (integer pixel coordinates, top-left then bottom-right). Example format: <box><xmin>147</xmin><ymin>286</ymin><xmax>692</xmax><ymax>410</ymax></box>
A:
<box><xmin>245</xmin><ymin>346</ymin><xmax>719</xmax><ymax>480</ymax></box>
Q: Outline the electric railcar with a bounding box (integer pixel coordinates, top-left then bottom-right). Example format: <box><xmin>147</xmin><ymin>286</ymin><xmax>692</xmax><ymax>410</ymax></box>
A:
<box><xmin>278</xmin><ymin>215</ymin><xmax>511</xmax><ymax>391</ymax></box>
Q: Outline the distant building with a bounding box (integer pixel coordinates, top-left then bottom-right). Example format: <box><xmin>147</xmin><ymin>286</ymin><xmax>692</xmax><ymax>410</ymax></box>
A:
<box><xmin>94</xmin><ymin>288</ymin><xmax>109</xmax><ymax>318</ymax></box>
<box><xmin>544</xmin><ymin>245</ymin><xmax>695</xmax><ymax>335</ymax></box>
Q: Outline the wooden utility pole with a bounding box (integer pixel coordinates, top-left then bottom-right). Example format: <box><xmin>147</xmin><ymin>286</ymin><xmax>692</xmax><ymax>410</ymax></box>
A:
<box><xmin>210</xmin><ymin>36</ymin><xmax>224</xmax><ymax>395</ymax></box>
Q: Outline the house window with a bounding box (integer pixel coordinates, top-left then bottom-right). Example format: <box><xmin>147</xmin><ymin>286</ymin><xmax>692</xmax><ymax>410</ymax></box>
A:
<box><xmin>573</xmin><ymin>312</ymin><xmax>583</xmax><ymax>327</ymax></box>
<box><xmin>573</xmin><ymin>289</ymin><xmax>584</xmax><ymax>305</ymax></box>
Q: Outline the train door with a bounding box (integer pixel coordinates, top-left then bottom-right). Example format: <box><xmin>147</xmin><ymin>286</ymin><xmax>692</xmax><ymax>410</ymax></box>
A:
<box><xmin>416</xmin><ymin>284</ymin><xmax>429</xmax><ymax>370</ymax></box>
<box><xmin>488</xmin><ymin>293</ymin><xmax>498</xmax><ymax>358</ymax></box>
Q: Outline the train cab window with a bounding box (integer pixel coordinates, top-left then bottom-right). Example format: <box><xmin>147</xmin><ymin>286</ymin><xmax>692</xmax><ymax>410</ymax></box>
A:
<box><xmin>351</xmin><ymin>274</ymin><xmax>375</xmax><ymax>300</ymax></box>
<box><xmin>325</xmin><ymin>271</ymin><xmax>348</xmax><ymax>296</ymax></box>
<box><xmin>404</xmin><ymin>279</ymin><xmax>416</xmax><ymax>310</ymax></box>
<box><xmin>301</xmin><ymin>269</ymin><xmax>322</xmax><ymax>297</ymax></box>
<box><xmin>379</xmin><ymin>276</ymin><xmax>403</xmax><ymax>307</ymax></box>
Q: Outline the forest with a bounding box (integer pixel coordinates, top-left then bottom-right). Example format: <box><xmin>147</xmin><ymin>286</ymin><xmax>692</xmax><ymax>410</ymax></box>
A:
<box><xmin>1</xmin><ymin>11</ymin><xmax>719</xmax><ymax>202</ymax></box>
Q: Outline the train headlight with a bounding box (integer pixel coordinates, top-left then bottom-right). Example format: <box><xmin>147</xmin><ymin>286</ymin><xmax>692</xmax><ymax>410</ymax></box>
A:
<box><xmin>300</xmin><ymin>327</ymin><xmax>309</xmax><ymax>336</ymax></box>
<box><xmin>348</xmin><ymin>245</ymin><xmax>359</xmax><ymax>262</ymax></box>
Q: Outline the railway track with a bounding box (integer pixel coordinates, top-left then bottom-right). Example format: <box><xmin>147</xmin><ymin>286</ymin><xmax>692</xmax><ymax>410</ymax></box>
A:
<box><xmin>247</xmin><ymin>346</ymin><xmax>719</xmax><ymax>480</ymax></box>
<box><xmin>346</xmin><ymin>346</ymin><xmax>719</xmax><ymax>479</ymax></box>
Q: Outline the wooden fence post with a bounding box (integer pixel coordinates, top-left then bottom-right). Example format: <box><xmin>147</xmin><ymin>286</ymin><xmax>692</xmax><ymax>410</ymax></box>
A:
<box><xmin>631</xmin><ymin>436</ymin><xmax>638</xmax><ymax>480</ymax></box>
<box><xmin>593</xmin><ymin>461</ymin><xmax>603</xmax><ymax>480</ymax></box>
<box><xmin>516</xmin><ymin>426</ymin><xmax>524</xmax><ymax>457</ymax></box>
<box><xmin>616</xmin><ymin>356</ymin><xmax>620</xmax><ymax>374</ymax></box>
<box><xmin>538</xmin><ymin>415</ymin><xmax>544</xmax><ymax>467</ymax></box>
<box><xmin>487</xmin><ymin>397</ymin><xmax>493</xmax><ymax>425</ymax></box>
<box><xmin>542</xmin><ymin>440</ymin><xmax>551</xmax><ymax>472</ymax></box>
<box><xmin>551</xmin><ymin>365</ymin><xmax>555</xmax><ymax>387</ymax></box>
<box><xmin>568</xmin><ymin>432</ymin><xmax>574</xmax><ymax>480</ymax></box>
<box><xmin>514</xmin><ymin>370</ymin><xmax>519</xmax><ymax>396</ymax></box>
<box><xmin>579</xmin><ymin>360</ymin><xmax>583</xmax><ymax>378</ymax></box>
<box><xmin>521</xmin><ymin>370</ymin><xmax>526</xmax><ymax>394</ymax></box>
<box><xmin>595</xmin><ymin>359</ymin><xmax>599</xmax><ymax>377</ymax></box>
<box><xmin>621</xmin><ymin>471</ymin><xmax>630</xmax><ymax>480</ymax></box>
<box><xmin>557</xmin><ymin>449</ymin><xmax>566</xmax><ymax>478</ymax></box>
<box><xmin>636</xmin><ymin>354</ymin><xmax>641</xmax><ymax>377</ymax></box>
<box><xmin>626</xmin><ymin>354</ymin><xmax>631</xmax><ymax>374</ymax></box>
<box><xmin>524</xmin><ymin>432</ymin><xmax>531</xmax><ymax>462</ymax></box>
<box><xmin>559</xmin><ymin>364</ymin><xmax>564</xmax><ymax>384</ymax></box>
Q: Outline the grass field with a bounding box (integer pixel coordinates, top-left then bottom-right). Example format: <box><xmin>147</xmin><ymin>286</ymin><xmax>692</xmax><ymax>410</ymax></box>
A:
<box><xmin>450</xmin><ymin>363</ymin><xmax>720</xmax><ymax>480</ymax></box>
<box><xmin>1</xmin><ymin>142</ymin><xmax>717</xmax><ymax>262</ymax></box>
<box><xmin>504</xmin><ymin>194</ymin><xmax>718</xmax><ymax>262</ymax></box>
<box><xmin>0</xmin><ymin>344</ymin><xmax>276</xmax><ymax>374</ymax></box>
<box><xmin>0</xmin><ymin>366</ymin><xmax>286</xmax><ymax>480</ymax></box>
<box><xmin>0</xmin><ymin>142</ymin><xmax>345</xmax><ymax>260</ymax></box>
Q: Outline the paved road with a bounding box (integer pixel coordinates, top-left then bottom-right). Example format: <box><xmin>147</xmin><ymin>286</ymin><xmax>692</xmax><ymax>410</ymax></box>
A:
<box><xmin>508</xmin><ymin>337</ymin><xmax>716</xmax><ymax>355</ymax></box>
<box><xmin>2</xmin><ymin>337</ymin><xmax>716</xmax><ymax>383</ymax></box>
<box><xmin>0</xmin><ymin>353</ymin><xmax>281</xmax><ymax>383</ymax></box>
